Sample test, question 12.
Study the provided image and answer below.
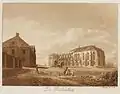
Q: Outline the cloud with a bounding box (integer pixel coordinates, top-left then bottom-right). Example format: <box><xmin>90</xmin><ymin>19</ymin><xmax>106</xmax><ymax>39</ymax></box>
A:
<box><xmin>3</xmin><ymin>17</ymin><xmax>117</xmax><ymax>65</ymax></box>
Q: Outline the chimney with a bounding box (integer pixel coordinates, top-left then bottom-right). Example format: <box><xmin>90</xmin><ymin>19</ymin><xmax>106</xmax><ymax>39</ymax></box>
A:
<box><xmin>16</xmin><ymin>33</ymin><xmax>19</xmax><ymax>37</ymax></box>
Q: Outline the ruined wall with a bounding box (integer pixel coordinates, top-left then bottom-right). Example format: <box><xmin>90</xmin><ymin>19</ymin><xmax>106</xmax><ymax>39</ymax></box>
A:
<box><xmin>49</xmin><ymin>47</ymin><xmax>105</xmax><ymax>68</ymax></box>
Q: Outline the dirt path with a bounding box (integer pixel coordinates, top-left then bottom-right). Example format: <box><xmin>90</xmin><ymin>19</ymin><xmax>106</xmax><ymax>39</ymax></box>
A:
<box><xmin>3</xmin><ymin>67</ymin><xmax>117</xmax><ymax>86</ymax></box>
<box><xmin>15</xmin><ymin>69</ymin><xmax>80</xmax><ymax>86</ymax></box>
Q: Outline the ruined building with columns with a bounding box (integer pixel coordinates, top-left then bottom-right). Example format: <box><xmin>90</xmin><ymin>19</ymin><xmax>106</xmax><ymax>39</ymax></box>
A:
<box><xmin>49</xmin><ymin>45</ymin><xmax>105</xmax><ymax>68</ymax></box>
<box><xmin>2</xmin><ymin>33</ymin><xmax>36</xmax><ymax>68</ymax></box>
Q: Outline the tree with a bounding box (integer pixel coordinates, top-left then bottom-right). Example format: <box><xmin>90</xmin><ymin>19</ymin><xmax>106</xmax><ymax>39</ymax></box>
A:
<box><xmin>60</xmin><ymin>61</ymin><xmax>64</xmax><ymax>68</ymax></box>
<box><xmin>54</xmin><ymin>60</ymin><xmax>58</xmax><ymax>67</ymax></box>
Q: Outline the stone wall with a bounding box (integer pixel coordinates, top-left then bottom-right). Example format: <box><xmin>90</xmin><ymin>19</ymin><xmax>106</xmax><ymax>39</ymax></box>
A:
<box><xmin>2</xmin><ymin>52</ymin><xmax>22</xmax><ymax>69</ymax></box>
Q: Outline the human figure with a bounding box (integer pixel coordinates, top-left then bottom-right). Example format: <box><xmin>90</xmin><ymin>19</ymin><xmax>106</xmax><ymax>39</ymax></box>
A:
<box><xmin>64</xmin><ymin>67</ymin><xmax>74</xmax><ymax>76</ymax></box>
<box><xmin>69</xmin><ymin>69</ymin><xmax>74</xmax><ymax>76</ymax></box>
<box><xmin>64</xmin><ymin>67</ymin><xmax>68</xmax><ymax>75</ymax></box>
<box><xmin>60</xmin><ymin>61</ymin><xmax>64</xmax><ymax>68</ymax></box>
<box><xmin>36</xmin><ymin>65</ymin><xmax>39</xmax><ymax>74</ymax></box>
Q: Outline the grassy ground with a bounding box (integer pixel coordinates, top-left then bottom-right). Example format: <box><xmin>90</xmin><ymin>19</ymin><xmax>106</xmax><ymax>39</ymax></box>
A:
<box><xmin>2</xmin><ymin>67</ymin><xmax>117</xmax><ymax>86</ymax></box>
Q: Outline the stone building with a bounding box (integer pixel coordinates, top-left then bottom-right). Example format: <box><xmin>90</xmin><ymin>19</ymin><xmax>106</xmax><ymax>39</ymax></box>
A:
<box><xmin>49</xmin><ymin>45</ymin><xmax>105</xmax><ymax>68</ymax></box>
<box><xmin>2</xmin><ymin>52</ymin><xmax>22</xmax><ymax>68</ymax></box>
<box><xmin>2</xmin><ymin>33</ymin><xmax>36</xmax><ymax>68</ymax></box>
<box><xmin>48</xmin><ymin>53</ymin><xmax>59</xmax><ymax>67</ymax></box>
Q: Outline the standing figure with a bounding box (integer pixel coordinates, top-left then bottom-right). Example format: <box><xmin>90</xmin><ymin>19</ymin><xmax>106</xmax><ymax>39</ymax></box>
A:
<box><xmin>64</xmin><ymin>67</ymin><xmax>69</xmax><ymax>75</ymax></box>
<box><xmin>36</xmin><ymin>64</ymin><xmax>39</xmax><ymax>74</ymax></box>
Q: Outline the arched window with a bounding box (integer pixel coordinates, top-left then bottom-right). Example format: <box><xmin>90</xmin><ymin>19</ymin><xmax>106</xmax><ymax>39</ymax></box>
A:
<box><xmin>74</xmin><ymin>54</ymin><xmax>77</xmax><ymax>60</ymax></box>
<box><xmin>12</xmin><ymin>49</ymin><xmax>15</xmax><ymax>55</ymax></box>
<box><xmin>83</xmin><ymin>53</ymin><xmax>84</xmax><ymax>60</ymax></box>
<box><xmin>86</xmin><ymin>52</ymin><xmax>89</xmax><ymax>60</ymax></box>
<box><xmin>23</xmin><ymin>49</ymin><xmax>26</xmax><ymax>54</ymax></box>
<box><xmin>93</xmin><ymin>52</ymin><xmax>95</xmax><ymax>60</ymax></box>
<box><xmin>12</xmin><ymin>41</ymin><xmax>15</xmax><ymax>45</ymax></box>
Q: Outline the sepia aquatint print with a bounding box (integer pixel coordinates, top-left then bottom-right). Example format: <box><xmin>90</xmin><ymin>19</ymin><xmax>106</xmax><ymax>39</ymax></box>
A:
<box><xmin>2</xmin><ymin>3</ymin><xmax>118</xmax><ymax>86</ymax></box>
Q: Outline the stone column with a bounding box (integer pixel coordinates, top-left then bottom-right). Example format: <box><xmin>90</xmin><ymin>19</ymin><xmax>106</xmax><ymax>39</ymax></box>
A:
<box><xmin>17</xmin><ymin>59</ymin><xmax>19</xmax><ymax>68</ymax></box>
<box><xmin>88</xmin><ymin>60</ymin><xmax>91</xmax><ymax>67</ymax></box>
<box><xmin>13</xmin><ymin>57</ymin><xmax>16</xmax><ymax>68</ymax></box>
<box><xmin>94</xmin><ymin>51</ymin><xmax>98</xmax><ymax>67</ymax></box>
<box><xmin>72</xmin><ymin>60</ymin><xmax>74</xmax><ymax>67</ymax></box>
<box><xmin>90</xmin><ymin>51</ymin><xmax>92</xmax><ymax>67</ymax></box>
<box><xmin>70</xmin><ymin>59</ymin><xmax>72</xmax><ymax>67</ymax></box>
<box><xmin>17</xmin><ymin>60</ymin><xmax>19</xmax><ymax>68</ymax></box>
<box><xmin>79</xmin><ymin>60</ymin><xmax>82</xmax><ymax>67</ymax></box>
<box><xmin>74</xmin><ymin>61</ymin><xmax>76</xmax><ymax>67</ymax></box>
<box><xmin>82</xmin><ymin>60</ymin><xmax>84</xmax><ymax>67</ymax></box>
<box><xmin>82</xmin><ymin>53</ymin><xmax>85</xmax><ymax>67</ymax></box>
<box><xmin>88</xmin><ymin>54</ymin><xmax>91</xmax><ymax>67</ymax></box>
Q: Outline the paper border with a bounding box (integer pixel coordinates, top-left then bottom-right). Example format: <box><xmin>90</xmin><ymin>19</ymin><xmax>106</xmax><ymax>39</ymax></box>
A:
<box><xmin>0</xmin><ymin>1</ymin><xmax>119</xmax><ymax>94</ymax></box>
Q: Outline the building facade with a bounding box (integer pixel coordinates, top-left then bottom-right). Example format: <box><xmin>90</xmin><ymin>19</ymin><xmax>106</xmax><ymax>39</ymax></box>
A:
<box><xmin>49</xmin><ymin>45</ymin><xmax>105</xmax><ymax>68</ymax></box>
<box><xmin>2</xmin><ymin>33</ymin><xmax>36</xmax><ymax>68</ymax></box>
<box><xmin>2</xmin><ymin>52</ymin><xmax>22</xmax><ymax>68</ymax></box>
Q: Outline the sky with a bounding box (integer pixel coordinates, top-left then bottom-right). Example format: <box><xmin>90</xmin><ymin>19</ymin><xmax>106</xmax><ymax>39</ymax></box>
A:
<box><xmin>2</xmin><ymin>3</ymin><xmax>118</xmax><ymax>65</ymax></box>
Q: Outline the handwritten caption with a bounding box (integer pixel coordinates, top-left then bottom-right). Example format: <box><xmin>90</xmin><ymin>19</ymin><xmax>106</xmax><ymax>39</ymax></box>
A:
<box><xmin>44</xmin><ymin>86</ymin><xmax>75</xmax><ymax>92</ymax></box>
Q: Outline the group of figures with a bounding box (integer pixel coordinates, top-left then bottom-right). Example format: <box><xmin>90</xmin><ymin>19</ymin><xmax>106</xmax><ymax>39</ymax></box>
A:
<box><xmin>54</xmin><ymin>60</ymin><xmax>64</xmax><ymax>68</ymax></box>
<box><xmin>35</xmin><ymin>65</ymin><xmax>74</xmax><ymax>76</ymax></box>
<box><xmin>63</xmin><ymin>67</ymin><xmax>74</xmax><ymax>76</ymax></box>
